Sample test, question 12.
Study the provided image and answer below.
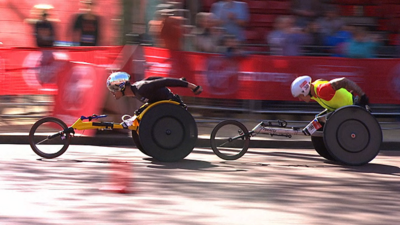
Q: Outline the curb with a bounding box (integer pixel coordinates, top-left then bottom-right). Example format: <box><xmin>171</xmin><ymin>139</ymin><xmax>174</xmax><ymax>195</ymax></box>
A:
<box><xmin>2</xmin><ymin>134</ymin><xmax>399</xmax><ymax>151</ymax></box>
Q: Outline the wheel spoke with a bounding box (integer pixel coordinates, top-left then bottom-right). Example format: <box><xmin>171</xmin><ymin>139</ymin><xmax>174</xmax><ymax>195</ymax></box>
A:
<box><xmin>36</xmin><ymin>138</ymin><xmax>50</xmax><ymax>145</ymax></box>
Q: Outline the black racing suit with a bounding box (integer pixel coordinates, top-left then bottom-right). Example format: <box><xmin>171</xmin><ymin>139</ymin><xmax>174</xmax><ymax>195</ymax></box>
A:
<box><xmin>130</xmin><ymin>77</ymin><xmax>188</xmax><ymax>114</ymax></box>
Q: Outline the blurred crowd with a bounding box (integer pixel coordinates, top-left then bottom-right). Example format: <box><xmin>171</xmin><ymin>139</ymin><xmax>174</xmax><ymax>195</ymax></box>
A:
<box><xmin>145</xmin><ymin>0</ymin><xmax>398</xmax><ymax>58</ymax></box>
<box><xmin>30</xmin><ymin>0</ymin><xmax>101</xmax><ymax>47</ymax></box>
<box><xmin>23</xmin><ymin>0</ymin><xmax>400</xmax><ymax>58</ymax></box>
<box><xmin>147</xmin><ymin>0</ymin><xmax>249</xmax><ymax>58</ymax></box>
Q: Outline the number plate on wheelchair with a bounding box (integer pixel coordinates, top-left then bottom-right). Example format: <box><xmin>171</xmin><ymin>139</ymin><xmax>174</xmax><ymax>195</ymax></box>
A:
<box><xmin>304</xmin><ymin>119</ymin><xmax>322</xmax><ymax>135</ymax></box>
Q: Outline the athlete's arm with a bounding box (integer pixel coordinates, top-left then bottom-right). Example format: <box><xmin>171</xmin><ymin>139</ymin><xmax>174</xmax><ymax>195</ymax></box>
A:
<box><xmin>330</xmin><ymin>77</ymin><xmax>370</xmax><ymax>108</ymax></box>
<box><xmin>148</xmin><ymin>78</ymin><xmax>202</xmax><ymax>95</ymax></box>
<box><xmin>329</xmin><ymin>77</ymin><xmax>365</xmax><ymax>96</ymax></box>
<box><xmin>144</xmin><ymin>76</ymin><xmax>165</xmax><ymax>80</ymax></box>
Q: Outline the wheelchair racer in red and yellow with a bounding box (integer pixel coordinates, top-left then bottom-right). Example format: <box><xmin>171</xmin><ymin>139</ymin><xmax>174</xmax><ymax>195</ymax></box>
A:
<box><xmin>291</xmin><ymin>76</ymin><xmax>370</xmax><ymax>112</ymax></box>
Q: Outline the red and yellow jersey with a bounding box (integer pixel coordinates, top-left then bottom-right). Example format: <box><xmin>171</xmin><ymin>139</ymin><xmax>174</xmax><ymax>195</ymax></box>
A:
<box><xmin>311</xmin><ymin>80</ymin><xmax>353</xmax><ymax>111</ymax></box>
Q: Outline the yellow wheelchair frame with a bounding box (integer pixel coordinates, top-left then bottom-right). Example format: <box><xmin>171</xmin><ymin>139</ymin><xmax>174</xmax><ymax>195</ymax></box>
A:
<box><xmin>69</xmin><ymin>100</ymin><xmax>179</xmax><ymax>132</ymax></box>
<box><xmin>29</xmin><ymin>100</ymin><xmax>196</xmax><ymax>161</ymax></box>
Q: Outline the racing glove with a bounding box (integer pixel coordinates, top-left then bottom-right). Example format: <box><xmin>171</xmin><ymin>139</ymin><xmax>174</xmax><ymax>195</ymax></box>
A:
<box><xmin>192</xmin><ymin>85</ymin><xmax>202</xmax><ymax>95</ymax></box>
<box><xmin>120</xmin><ymin>115</ymin><xmax>135</xmax><ymax>128</ymax></box>
<box><xmin>359</xmin><ymin>94</ymin><xmax>369</xmax><ymax>107</ymax></box>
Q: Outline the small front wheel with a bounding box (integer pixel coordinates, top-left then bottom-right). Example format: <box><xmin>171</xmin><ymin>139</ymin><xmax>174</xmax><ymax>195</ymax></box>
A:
<box><xmin>210</xmin><ymin>120</ymin><xmax>250</xmax><ymax>160</ymax></box>
<box><xmin>29</xmin><ymin>117</ymin><xmax>71</xmax><ymax>159</ymax></box>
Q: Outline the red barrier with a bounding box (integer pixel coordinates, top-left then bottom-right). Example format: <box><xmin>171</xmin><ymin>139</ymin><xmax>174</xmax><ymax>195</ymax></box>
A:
<box><xmin>2</xmin><ymin>46</ymin><xmax>400</xmax><ymax>105</ymax></box>
<box><xmin>0</xmin><ymin>46</ymin><xmax>122</xmax><ymax>96</ymax></box>
<box><xmin>52</xmin><ymin>62</ymin><xmax>108</xmax><ymax>135</ymax></box>
<box><xmin>143</xmin><ymin>47</ymin><xmax>400</xmax><ymax>104</ymax></box>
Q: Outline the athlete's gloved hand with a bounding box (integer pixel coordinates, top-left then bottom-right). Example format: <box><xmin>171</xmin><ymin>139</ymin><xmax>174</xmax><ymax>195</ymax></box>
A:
<box><xmin>359</xmin><ymin>94</ymin><xmax>369</xmax><ymax>107</ymax></box>
<box><xmin>120</xmin><ymin>115</ymin><xmax>135</xmax><ymax>128</ymax></box>
<box><xmin>121</xmin><ymin>120</ymin><xmax>132</xmax><ymax>129</ymax></box>
<box><xmin>192</xmin><ymin>85</ymin><xmax>202</xmax><ymax>95</ymax></box>
<box><xmin>356</xmin><ymin>94</ymin><xmax>371</xmax><ymax>112</ymax></box>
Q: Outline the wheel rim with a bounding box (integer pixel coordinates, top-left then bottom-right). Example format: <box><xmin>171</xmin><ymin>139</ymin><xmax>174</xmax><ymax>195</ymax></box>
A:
<box><xmin>324</xmin><ymin>106</ymin><xmax>382</xmax><ymax>166</ymax></box>
<box><xmin>29</xmin><ymin>117</ymin><xmax>71</xmax><ymax>159</ymax></box>
<box><xmin>210</xmin><ymin>120</ymin><xmax>250</xmax><ymax>160</ymax></box>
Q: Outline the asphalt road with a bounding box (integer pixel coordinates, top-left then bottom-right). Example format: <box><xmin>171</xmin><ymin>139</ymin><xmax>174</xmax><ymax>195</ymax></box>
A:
<box><xmin>1</xmin><ymin>144</ymin><xmax>400</xmax><ymax>225</ymax></box>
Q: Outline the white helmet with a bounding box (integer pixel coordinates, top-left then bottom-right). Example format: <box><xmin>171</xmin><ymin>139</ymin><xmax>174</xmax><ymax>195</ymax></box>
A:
<box><xmin>106</xmin><ymin>72</ymin><xmax>130</xmax><ymax>93</ymax></box>
<box><xmin>291</xmin><ymin>76</ymin><xmax>312</xmax><ymax>97</ymax></box>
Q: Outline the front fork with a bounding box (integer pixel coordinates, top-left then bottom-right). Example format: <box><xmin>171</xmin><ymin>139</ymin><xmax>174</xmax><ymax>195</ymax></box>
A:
<box><xmin>48</xmin><ymin>127</ymin><xmax>75</xmax><ymax>140</ymax></box>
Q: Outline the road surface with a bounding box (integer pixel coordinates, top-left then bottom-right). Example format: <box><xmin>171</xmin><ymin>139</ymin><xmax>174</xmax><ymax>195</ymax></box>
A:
<box><xmin>1</xmin><ymin>144</ymin><xmax>400</xmax><ymax>225</ymax></box>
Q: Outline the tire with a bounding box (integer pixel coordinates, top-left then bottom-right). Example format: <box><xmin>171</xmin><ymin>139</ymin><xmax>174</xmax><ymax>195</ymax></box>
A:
<box><xmin>324</xmin><ymin>105</ymin><xmax>382</xmax><ymax>166</ymax></box>
<box><xmin>138</xmin><ymin>103</ymin><xmax>198</xmax><ymax>162</ymax></box>
<box><xmin>311</xmin><ymin>127</ymin><xmax>335</xmax><ymax>161</ymax></box>
<box><xmin>131</xmin><ymin>130</ymin><xmax>151</xmax><ymax>157</ymax></box>
<box><xmin>210</xmin><ymin>120</ymin><xmax>250</xmax><ymax>160</ymax></box>
<box><xmin>29</xmin><ymin>117</ymin><xmax>71</xmax><ymax>159</ymax></box>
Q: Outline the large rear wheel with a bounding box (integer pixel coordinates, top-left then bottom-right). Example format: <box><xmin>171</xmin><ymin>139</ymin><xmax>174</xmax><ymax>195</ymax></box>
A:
<box><xmin>138</xmin><ymin>103</ymin><xmax>198</xmax><ymax>162</ymax></box>
<box><xmin>324</xmin><ymin>106</ymin><xmax>382</xmax><ymax>166</ymax></box>
<box><xmin>131</xmin><ymin>130</ymin><xmax>150</xmax><ymax>156</ymax></box>
<box><xmin>311</xmin><ymin>127</ymin><xmax>335</xmax><ymax>161</ymax></box>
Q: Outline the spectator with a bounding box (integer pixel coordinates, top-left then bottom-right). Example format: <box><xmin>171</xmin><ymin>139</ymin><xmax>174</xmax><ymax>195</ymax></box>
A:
<box><xmin>148</xmin><ymin>10</ymin><xmax>169</xmax><ymax>47</ymax></box>
<box><xmin>35</xmin><ymin>10</ymin><xmax>55</xmax><ymax>47</ymax></box>
<box><xmin>266</xmin><ymin>16</ymin><xmax>286</xmax><ymax>55</ymax></box>
<box><xmin>326</xmin><ymin>23</ymin><xmax>354</xmax><ymax>57</ymax></box>
<box><xmin>34</xmin><ymin>9</ymin><xmax>60</xmax><ymax>85</ymax></box>
<box><xmin>220</xmin><ymin>34</ymin><xmax>247</xmax><ymax>58</ymax></box>
<box><xmin>182</xmin><ymin>0</ymin><xmax>203</xmax><ymax>26</ymax></box>
<box><xmin>160</xmin><ymin>12</ymin><xmax>186</xmax><ymax>51</ymax></box>
<box><xmin>291</xmin><ymin>0</ymin><xmax>323</xmax><ymax>28</ymax></box>
<box><xmin>344</xmin><ymin>26</ymin><xmax>381</xmax><ymax>58</ymax></box>
<box><xmin>192</xmin><ymin>12</ymin><xmax>224</xmax><ymax>53</ymax></box>
<box><xmin>148</xmin><ymin>8</ymin><xmax>194</xmax><ymax>79</ymax></box>
<box><xmin>145</xmin><ymin>0</ymin><xmax>163</xmax><ymax>37</ymax></box>
<box><xmin>148</xmin><ymin>3</ymin><xmax>183</xmax><ymax>49</ymax></box>
<box><xmin>266</xmin><ymin>15</ymin><xmax>312</xmax><ymax>56</ymax></box>
<box><xmin>72</xmin><ymin>0</ymin><xmax>101</xmax><ymax>46</ymax></box>
<box><xmin>211</xmin><ymin>0</ymin><xmax>249</xmax><ymax>42</ymax></box>
<box><xmin>303</xmin><ymin>21</ymin><xmax>325</xmax><ymax>56</ymax></box>
<box><xmin>317</xmin><ymin>6</ymin><xmax>345</xmax><ymax>41</ymax></box>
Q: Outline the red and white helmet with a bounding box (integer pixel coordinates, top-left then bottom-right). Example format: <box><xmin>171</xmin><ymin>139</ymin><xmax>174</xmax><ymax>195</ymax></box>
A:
<box><xmin>291</xmin><ymin>76</ymin><xmax>312</xmax><ymax>97</ymax></box>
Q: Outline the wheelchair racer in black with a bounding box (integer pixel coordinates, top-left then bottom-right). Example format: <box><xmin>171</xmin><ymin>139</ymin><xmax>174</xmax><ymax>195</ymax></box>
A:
<box><xmin>106</xmin><ymin>72</ymin><xmax>202</xmax><ymax>127</ymax></box>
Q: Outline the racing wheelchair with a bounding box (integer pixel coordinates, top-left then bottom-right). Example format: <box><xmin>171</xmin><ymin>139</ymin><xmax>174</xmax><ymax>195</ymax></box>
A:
<box><xmin>210</xmin><ymin>105</ymin><xmax>382</xmax><ymax>166</ymax></box>
<box><xmin>29</xmin><ymin>100</ymin><xmax>198</xmax><ymax>162</ymax></box>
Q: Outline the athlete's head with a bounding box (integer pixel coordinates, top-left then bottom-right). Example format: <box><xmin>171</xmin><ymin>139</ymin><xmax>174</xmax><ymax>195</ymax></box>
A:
<box><xmin>107</xmin><ymin>72</ymin><xmax>130</xmax><ymax>99</ymax></box>
<box><xmin>291</xmin><ymin>76</ymin><xmax>312</xmax><ymax>102</ymax></box>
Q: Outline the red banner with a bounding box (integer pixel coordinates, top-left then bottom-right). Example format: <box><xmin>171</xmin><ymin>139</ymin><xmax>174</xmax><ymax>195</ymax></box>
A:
<box><xmin>52</xmin><ymin>61</ymin><xmax>108</xmax><ymax>135</ymax></box>
<box><xmin>0</xmin><ymin>46</ymin><xmax>121</xmax><ymax>96</ymax></box>
<box><xmin>143</xmin><ymin>47</ymin><xmax>400</xmax><ymax>104</ymax></box>
<box><xmin>2</xmin><ymin>46</ymin><xmax>400</xmax><ymax>105</ymax></box>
